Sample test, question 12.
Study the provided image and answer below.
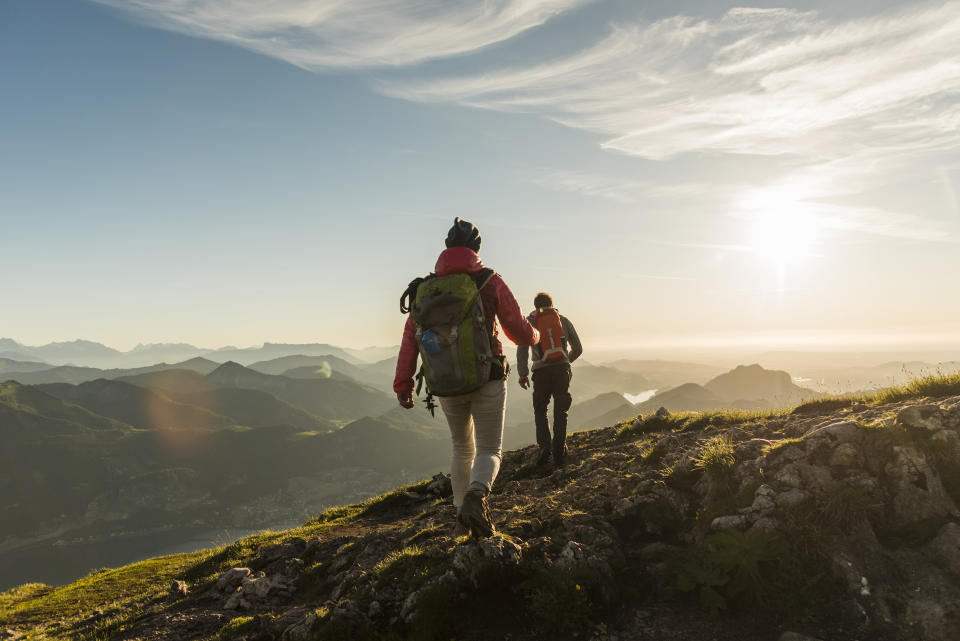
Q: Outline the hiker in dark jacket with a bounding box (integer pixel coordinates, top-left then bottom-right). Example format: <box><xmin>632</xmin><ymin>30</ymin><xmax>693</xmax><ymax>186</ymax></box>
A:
<box><xmin>395</xmin><ymin>218</ymin><xmax>540</xmax><ymax>537</ymax></box>
<box><xmin>517</xmin><ymin>292</ymin><xmax>583</xmax><ymax>467</ymax></box>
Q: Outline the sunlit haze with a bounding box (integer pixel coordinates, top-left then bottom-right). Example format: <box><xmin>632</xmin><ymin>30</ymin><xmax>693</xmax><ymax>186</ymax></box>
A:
<box><xmin>2</xmin><ymin>0</ymin><xmax>959</xmax><ymax>354</ymax></box>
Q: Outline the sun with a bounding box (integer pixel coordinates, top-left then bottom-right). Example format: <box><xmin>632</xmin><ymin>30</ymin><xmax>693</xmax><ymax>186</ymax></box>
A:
<box><xmin>738</xmin><ymin>184</ymin><xmax>821</xmax><ymax>264</ymax></box>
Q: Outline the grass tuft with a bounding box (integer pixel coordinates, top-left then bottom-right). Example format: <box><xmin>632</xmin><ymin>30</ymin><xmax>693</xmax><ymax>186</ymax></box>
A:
<box><xmin>873</xmin><ymin>371</ymin><xmax>960</xmax><ymax>405</ymax></box>
<box><xmin>694</xmin><ymin>436</ymin><xmax>735</xmax><ymax>475</ymax></box>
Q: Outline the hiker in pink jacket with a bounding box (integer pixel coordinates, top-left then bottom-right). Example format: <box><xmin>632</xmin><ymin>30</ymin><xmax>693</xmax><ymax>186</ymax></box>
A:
<box><xmin>395</xmin><ymin>218</ymin><xmax>539</xmax><ymax>537</ymax></box>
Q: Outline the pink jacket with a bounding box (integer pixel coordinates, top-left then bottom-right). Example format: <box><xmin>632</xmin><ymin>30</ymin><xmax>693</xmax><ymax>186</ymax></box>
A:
<box><xmin>393</xmin><ymin>247</ymin><xmax>540</xmax><ymax>395</ymax></box>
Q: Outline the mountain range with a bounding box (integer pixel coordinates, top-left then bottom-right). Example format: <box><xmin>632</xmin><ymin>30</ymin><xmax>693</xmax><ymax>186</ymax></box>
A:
<box><xmin>0</xmin><ymin>338</ymin><xmax>399</xmax><ymax>370</ymax></box>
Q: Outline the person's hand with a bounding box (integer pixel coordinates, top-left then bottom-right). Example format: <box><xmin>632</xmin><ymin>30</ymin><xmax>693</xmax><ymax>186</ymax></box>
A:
<box><xmin>518</xmin><ymin>375</ymin><xmax>529</xmax><ymax>390</ymax></box>
<box><xmin>397</xmin><ymin>392</ymin><xmax>414</xmax><ymax>409</ymax></box>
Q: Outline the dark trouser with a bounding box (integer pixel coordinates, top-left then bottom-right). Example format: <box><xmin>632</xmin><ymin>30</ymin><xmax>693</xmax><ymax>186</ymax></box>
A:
<box><xmin>532</xmin><ymin>364</ymin><xmax>572</xmax><ymax>457</ymax></box>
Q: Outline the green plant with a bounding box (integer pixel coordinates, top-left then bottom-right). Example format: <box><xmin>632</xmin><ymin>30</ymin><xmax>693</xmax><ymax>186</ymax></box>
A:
<box><xmin>694</xmin><ymin>436</ymin><xmax>735</xmax><ymax>476</ymax></box>
<box><xmin>216</xmin><ymin>616</ymin><xmax>255</xmax><ymax>640</ymax></box>
<box><xmin>373</xmin><ymin>545</ymin><xmax>437</xmax><ymax>589</ymax></box>
<box><xmin>761</xmin><ymin>437</ymin><xmax>804</xmax><ymax>455</ymax></box>
<box><xmin>873</xmin><ymin>371</ymin><xmax>960</xmax><ymax>404</ymax></box>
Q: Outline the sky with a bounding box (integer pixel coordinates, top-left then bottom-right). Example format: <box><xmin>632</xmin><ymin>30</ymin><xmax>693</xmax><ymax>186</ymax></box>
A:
<box><xmin>1</xmin><ymin>0</ymin><xmax>959</xmax><ymax>354</ymax></box>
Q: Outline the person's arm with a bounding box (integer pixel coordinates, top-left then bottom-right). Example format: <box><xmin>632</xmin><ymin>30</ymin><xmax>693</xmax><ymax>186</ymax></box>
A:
<box><xmin>491</xmin><ymin>275</ymin><xmax>540</xmax><ymax>346</ymax></box>
<box><xmin>393</xmin><ymin>316</ymin><xmax>419</xmax><ymax>405</ymax></box>
<box><xmin>517</xmin><ymin>343</ymin><xmax>530</xmax><ymax>376</ymax></box>
<box><xmin>563</xmin><ymin>316</ymin><xmax>583</xmax><ymax>363</ymax></box>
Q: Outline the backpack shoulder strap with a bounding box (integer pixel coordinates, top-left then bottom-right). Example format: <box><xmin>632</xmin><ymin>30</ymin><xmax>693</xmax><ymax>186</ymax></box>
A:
<box><xmin>471</xmin><ymin>268</ymin><xmax>495</xmax><ymax>291</ymax></box>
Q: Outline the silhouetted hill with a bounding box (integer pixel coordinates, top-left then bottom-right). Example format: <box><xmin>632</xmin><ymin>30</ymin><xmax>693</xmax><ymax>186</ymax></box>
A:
<box><xmin>635</xmin><ymin>382</ymin><xmax>725</xmax><ymax>413</ymax></box>
<box><xmin>704</xmin><ymin>363</ymin><xmax>818</xmax><ymax>405</ymax></box>
<box><xmin>128</xmin><ymin>343</ymin><xmax>208</xmax><ymax>365</ymax></box>
<box><xmin>205</xmin><ymin>343</ymin><xmax>359</xmax><ymax>366</ymax></box>
<box><xmin>569</xmin><ymin>363</ymin><xmax>652</xmax><ymax>402</ymax></box>
<box><xmin>3</xmin><ymin>357</ymin><xmax>220</xmax><ymax>386</ymax></box>
<box><xmin>0</xmin><ymin>381</ymin><xmax>128</xmax><ymax>432</ymax></box>
<box><xmin>279</xmin><ymin>365</ymin><xmax>359</xmax><ymax>382</ymax></box>
<box><xmin>248</xmin><ymin>354</ymin><xmax>360</xmax><ymax>379</ymax></box>
<box><xmin>604</xmin><ymin>359</ymin><xmax>725</xmax><ymax>387</ymax></box>
<box><xmin>27</xmin><ymin>339</ymin><xmax>123</xmax><ymax>368</ymax></box>
<box><xmin>205</xmin><ymin>362</ymin><xmax>396</xmax><ymax>422</ymax></box>
<box><xmin>116</xmin><ymin>368</ymin><xmax>212</xmax><ymax>394</ymax></box>
<box><xmin>566</xmin><ymin>391</ymin><xmax>635</xmax><ymax>429</ymax></box>
<box><xmin>173</xmin><ymin>388</ymin><xmax>335</xmax><ymax>432</ymax></box>
<box><xmin>0</xmin><ymin>358</ymin><xmax>51</xmax><ymax>374</ymax></box>
<box><xmin>36</xmin><ymin>380</ymin><xmax>232</xmax><ymax>430</ymax></box>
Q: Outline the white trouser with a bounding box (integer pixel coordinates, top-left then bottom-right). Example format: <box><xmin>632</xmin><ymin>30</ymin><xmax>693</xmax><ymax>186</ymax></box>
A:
<box><xmin>438</xmin><ymin>379</ymin><xmax>507</xmax><ymax>508</ymax></box>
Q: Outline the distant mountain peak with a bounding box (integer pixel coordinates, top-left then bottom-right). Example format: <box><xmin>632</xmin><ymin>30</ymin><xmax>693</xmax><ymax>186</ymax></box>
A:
<box><xmin>210</xmin><ymin>360</ymin><xmax>250</xmax><ymax>374</ymax></box>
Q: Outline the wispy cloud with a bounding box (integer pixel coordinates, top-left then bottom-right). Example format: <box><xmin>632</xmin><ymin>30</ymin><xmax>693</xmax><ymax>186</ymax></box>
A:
<box><xmin>527</xmin><ymin>169</ymin><xmax>711</xmax><ymax>204</ymax></box>
<box><xmin>94</xmin><ymin>0</ymin><xmax>592</xmax><ymax>69</ymax></box>
<box><xmin>386</xmin><ymin>3</ymin><xmax>960</xmax><ymax>160</ymax></box>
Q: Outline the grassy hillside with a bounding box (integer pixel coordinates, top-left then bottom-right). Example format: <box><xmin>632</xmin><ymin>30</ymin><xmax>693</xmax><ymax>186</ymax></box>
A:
<box><xmin>0</xmin><ymin>378</ymin><xmax>445</xmax><ymax>548</ymax></box>
<box><xmin>37</xmin><ymin>380</ymin><xmax>233</xmax><ymax>430</ymax></box>
<box><xmin>120</xmin><ymin>363</ymin><xmax>395</xmax><ymax>423</ymax></box>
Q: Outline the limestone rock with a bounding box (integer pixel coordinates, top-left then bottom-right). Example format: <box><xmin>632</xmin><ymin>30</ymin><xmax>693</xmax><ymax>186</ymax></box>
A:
<box><xmin>281</xmin><ymin>611</ymin><xmax>319</xmax><ymax>641</ymax></box>
<box><xmin>555</xmin><ymin>540</ymin><xmax>618</xmax><ymax>605</ymax></box>
<box><xmin>452</xmin><ymin>535</ymin><xmax>522</xmax><ymax>587</ymax></box>
<box><xmin>223</xmin><ymin>592</ymin><xmax>251</xmax><ymax>611</ymax></box>
<box><xmin>805</xmin><ymin>420</ymin><xmax>860</xmax><ymax>443</ymax></box>
<box><xmin>926</xmin><ymin>523</ymin><xmax>960</xmax><ymax>578</ymax></box>
<box><xmin>710</xmin><ymin>514</ymin><xmax>748</xmax><ymax>531</ymax></box>
<box><xmin>425</xmin><ymin>473</ymin><xmax>453</xmax><ymax>497</ymax></box>
<box><xmin>167</xmin><ymin>580</ymin><xmax>188</xmax><ymax>600</ymax></box>
<box><xmin>897</xmin><ymin>405</ymin><xmax>945</xmax><ymax>432</ymax></box>
<box><xmin>216</xmin><ymin>567</ymin><xmax>252</xmax><ymax>592</ymax></box>
<box><xmin>829</xmin><ymin>443</ymin><xmax>861</xmax><ymax>468</ymax></box>
<box><xmin>884</xmin><ymin>446</ymin><xmax>958</xmax><ymax>525</ymax></box>
<box><xmin>777</xmin><ymin>488</ymin><xmax>812</xmax><ymax>508</ymax></box>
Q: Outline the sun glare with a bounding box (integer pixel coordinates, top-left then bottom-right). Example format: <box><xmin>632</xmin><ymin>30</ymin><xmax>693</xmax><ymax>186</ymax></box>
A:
<box><xmin>739</xmin><ymin>184</ymin><xmax>821</xmax><ymax>264</ymax></box>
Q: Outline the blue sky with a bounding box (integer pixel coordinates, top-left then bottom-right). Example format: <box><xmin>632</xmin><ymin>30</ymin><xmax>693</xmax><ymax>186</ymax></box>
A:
<box><xmin>2</xmin><ymin>0</ymin><xmax>959</xmax><ymax>353</ymax></box>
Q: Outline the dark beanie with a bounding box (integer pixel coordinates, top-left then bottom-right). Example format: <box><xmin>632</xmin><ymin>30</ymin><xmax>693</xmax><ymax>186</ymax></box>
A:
<box><xmin>445</xmin><ymin>217</ymin><xmax>481</xmax><ymax>252</ymax></box>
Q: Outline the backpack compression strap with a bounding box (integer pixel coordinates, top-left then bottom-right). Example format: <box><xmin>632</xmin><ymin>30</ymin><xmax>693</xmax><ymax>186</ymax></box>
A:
<box><xmin>400</xmin><ymin>274</ymin><xmax>434</xmax><ymax>314</ymax></box>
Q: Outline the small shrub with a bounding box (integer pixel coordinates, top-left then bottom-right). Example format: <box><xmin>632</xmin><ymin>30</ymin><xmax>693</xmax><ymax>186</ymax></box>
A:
<box><xmin>216</xmin><ymin>616</ymin><xmax>255</xmax><ymax>640</ymax></box>
<box><xmin>792</xmin><ymin>397</ymin><xmax>855</xmax><ymax>415</ymax></box>
<box><xmin>373</xmin><ymin>545</ymin><xmax>434</xmax><ymax>589</ymax></box>
<box><xmin>694</xmin><ymin>436</ymin><xmax>735</xmax><ymax>476</ymax></box>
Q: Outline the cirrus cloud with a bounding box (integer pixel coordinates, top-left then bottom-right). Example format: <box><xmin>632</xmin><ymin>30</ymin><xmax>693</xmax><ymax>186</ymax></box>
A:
<box><xmin>93</xmin><ymin>0</ymin><xmax>594</xmax><ymax>68</ymax></box>
<box><xmin>385</xmin><ymin>2</ymin><xmax>960</xmax><ymax>160</ymax></box>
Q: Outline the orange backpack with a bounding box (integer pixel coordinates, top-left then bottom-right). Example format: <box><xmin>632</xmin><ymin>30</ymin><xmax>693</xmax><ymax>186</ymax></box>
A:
<box><xmin>533</xmin><ymin>308</ymin><xmax>566</xmax><ymax>363</ymax></box>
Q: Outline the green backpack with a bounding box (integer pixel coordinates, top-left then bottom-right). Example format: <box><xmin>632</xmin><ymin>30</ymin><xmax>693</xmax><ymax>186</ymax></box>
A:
<box><xmin>406</xmin><ymin>269</ymin><xmax>496</xmax><ymax>398</ymax></box>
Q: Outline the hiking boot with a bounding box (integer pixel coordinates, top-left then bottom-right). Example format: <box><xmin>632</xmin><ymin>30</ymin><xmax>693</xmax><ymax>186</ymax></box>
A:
<box><xmin>453</xmin><ymin>520</ymin><xmax>470</xmax><ymax>538</ymax></box>
<box><xmin>458</xmin><ymin>487</ymin><xmax>496</xmax><ymax>538</ymax></box>
<box><xmin>553</xmin><ymin>444</ymin><xmax>568</xmax><ymax>469</ymax></box>
<box><xmin>535</xmin><ymin>447</ymin><xmax>551</xmax><ymax>467</ymax></box>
